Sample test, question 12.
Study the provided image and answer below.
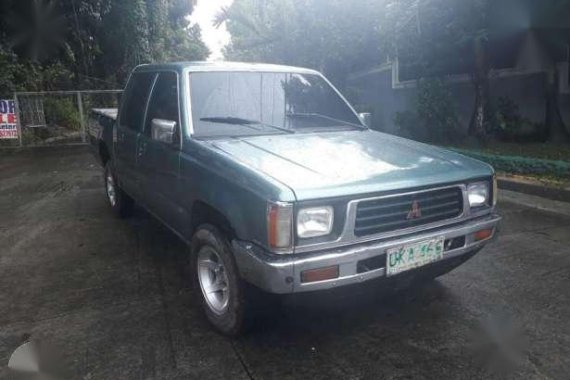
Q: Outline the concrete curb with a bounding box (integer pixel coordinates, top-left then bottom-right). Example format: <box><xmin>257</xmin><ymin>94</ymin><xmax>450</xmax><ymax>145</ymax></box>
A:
<box><xmin>498</xmin><ymin>176</ymin><xmax>570</xmax><ymax>203</ymax></box>
<box><xmin>499</xmin><ymin>189</ymin><xmax>570</xmax><ymax>217</ymax></box>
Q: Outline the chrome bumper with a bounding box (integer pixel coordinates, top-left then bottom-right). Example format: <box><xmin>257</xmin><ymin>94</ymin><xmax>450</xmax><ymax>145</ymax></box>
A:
<box><xmin>233</xmin><ymin>214</ymin><xmax>501</xmax><ymax>294</ymax></box>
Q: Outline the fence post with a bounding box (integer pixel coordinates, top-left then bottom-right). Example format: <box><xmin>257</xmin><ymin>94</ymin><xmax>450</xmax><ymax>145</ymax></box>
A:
<box><xmin>14</xmin><ymin>94</ymin><xmax>23</xmax><ymax>147</ymax></box>
<box><xmin>76</xmin><ymin>92</ymin><xmax>86</xmax><ymax>143</ymax></box>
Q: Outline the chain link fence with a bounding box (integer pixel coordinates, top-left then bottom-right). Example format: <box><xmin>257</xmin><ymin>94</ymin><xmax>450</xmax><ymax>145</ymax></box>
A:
<box><xmin>1</xmin><ymin>90</ymin><xmax>122</xmax><ymax>147</ymax></box>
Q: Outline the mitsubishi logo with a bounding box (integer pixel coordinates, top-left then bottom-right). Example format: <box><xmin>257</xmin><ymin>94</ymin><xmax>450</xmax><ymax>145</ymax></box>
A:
<box><xmin>407</xmin><ymin>200</ymin><xmax>422</xmax><ymax>220</ymax></box>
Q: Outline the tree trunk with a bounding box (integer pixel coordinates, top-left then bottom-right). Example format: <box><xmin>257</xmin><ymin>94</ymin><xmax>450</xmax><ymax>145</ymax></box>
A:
<box><xmin>468</xmin><ymin>36</ymin><xmax>490</xmax><ymax>141</ymax></box>
<box><xmin>546</xmin><ymin>66</ymin><xmax>569</xmax><ymax>143</ymax></box>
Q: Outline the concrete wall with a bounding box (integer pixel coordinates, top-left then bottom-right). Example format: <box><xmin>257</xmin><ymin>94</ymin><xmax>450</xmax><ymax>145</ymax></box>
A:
<box><xmin>348</xmin><ymin>67</ymin><xmax>415</xmax><ymax>133</ymax></box>
<box><xmin>347</xmin><ymin>61</ymin><xmax>560</xmax><ymax>136</ymax></box>
<box><xmin>560</xmin><ymin>93</ymin><xmax>570</xmax><ymax>128</ymax></box>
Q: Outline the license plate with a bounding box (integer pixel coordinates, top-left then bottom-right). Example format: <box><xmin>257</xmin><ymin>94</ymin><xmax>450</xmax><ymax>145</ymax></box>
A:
<box><xmin>386</xmin><ymin>237</ymin><xmax>444</xmax><ymax>276</ymax></box>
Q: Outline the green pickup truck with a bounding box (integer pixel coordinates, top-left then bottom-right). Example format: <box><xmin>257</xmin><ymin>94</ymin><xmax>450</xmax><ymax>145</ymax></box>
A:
<box><xmin>89</xmin><ymin>61</ymin><xmax>501</xmax><ymax>335</ymax></box>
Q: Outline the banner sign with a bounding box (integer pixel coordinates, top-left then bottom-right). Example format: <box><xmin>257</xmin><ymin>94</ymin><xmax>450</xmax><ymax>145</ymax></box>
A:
<box><xmin>0</xmin><ymin>99</ymin><xmax>19</xmax><ymax>139</ymax></box>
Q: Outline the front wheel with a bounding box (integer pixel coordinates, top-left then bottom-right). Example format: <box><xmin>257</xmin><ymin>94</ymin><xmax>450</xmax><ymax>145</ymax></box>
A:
<box><xmin>104</xmin><ymin>162</ymin><xmax>134</xmax><ymax>218</ymax></box>
<box><xmin>192</xmin><ymin>224</ymin><xmax>247</xmax><ymax>336</ymax></box>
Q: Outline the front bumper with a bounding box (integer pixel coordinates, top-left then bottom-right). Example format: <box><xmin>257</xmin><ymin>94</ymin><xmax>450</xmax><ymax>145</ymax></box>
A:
<box><xmin>233</xmin><ymin>213</ymin><xmax>501</xmax><ymax>294</ymax></box>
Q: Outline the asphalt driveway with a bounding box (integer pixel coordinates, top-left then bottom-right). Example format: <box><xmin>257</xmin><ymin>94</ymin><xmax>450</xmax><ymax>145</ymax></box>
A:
<box><xmin>1</xmin><ymin>146</ymin><xmax>569</xmax><ymax>379</ymax></box>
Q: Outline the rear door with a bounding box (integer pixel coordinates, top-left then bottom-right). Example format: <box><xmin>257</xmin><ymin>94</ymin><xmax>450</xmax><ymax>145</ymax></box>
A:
<box><xmin>137</xmin><ymin>72</ymin><xmax>184</xmax><ymax>232</ymax></box>
<box><xmin>115</xmin><ymin>71</ymin><xmax>156</xmax><ymax>197</ymax></box>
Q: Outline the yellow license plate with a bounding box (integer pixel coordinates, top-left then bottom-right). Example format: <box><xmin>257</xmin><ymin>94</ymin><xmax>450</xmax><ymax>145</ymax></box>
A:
<box><xmin>386</xmin><ymin>237</ymin><xmax>444</xmax><ymax>276</ymax></box>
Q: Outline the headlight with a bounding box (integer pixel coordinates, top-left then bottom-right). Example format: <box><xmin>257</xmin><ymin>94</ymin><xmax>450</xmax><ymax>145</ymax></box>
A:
<box><xmin>468</xmin><ymin>182</ymin><xmax>490</xmax><ymax>207</ymax></box>
<box><xmin>297</xmin><ymin>206</ymin><xmax>334</xmax><ymax>238</ymax></box>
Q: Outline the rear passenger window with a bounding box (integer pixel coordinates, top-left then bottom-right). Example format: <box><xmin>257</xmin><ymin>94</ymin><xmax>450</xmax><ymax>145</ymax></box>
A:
<box><xmin>144</xmin><ymin>72</ymin><xmax>180</xmax><ymax>137</ymax></box>
<box><xmin>120</xmin><ymin>72</ymin><xmax>156</xmax><ymax>131</ymax></box>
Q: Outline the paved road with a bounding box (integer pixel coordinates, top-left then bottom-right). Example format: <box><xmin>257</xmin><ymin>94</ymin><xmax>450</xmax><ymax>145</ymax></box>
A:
<box><xmin>1</xmin><ymin>146</ymin><xmax>569</xmax><ymax>379</ymax></box>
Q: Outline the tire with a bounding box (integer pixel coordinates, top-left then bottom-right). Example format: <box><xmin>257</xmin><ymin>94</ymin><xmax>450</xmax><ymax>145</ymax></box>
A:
<box><xmin>104</xmin><ymin>162</ymin><xmax>134</xmax><ymax>218</ymax></box>
<box><xmin>192</xmin><ymin>224</ymin><xmax>247</xmax><ymax>336</ymax></box>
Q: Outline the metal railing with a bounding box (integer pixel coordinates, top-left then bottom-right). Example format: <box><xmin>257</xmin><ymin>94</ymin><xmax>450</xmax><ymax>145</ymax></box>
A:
<box><xmin>6</xmin><ymin>90</ymin><xmax>122</xmax><ymax>147</ymax></box>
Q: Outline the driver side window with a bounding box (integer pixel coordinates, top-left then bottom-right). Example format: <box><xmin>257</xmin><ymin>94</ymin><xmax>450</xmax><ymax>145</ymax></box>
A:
<box><xmin>144</xmin><ymin>72</ymin><xmax>180</xmax><ymax>142</ymax></box>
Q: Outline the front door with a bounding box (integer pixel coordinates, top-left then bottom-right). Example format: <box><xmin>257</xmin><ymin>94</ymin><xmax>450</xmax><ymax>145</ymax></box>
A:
<box><xmin>115</xmin><ymin>71</ymin><xmax>156</xmax><ymax>198</ymax></box>
<box><xmin>138</xmin><ymin>72</ymin><xmax>184</xmax><ymax>232</ymax></box>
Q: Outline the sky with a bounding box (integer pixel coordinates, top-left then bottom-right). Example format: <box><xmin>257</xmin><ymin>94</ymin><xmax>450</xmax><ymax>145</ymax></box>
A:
<box><xmin>189</xmin><ymin>0</ymin><xmax>234</xmax><ymax>61</ymax></box>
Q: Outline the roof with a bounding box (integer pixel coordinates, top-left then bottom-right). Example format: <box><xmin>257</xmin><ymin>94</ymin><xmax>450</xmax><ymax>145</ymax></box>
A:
<box><xmin>133</xmin><ymin>61</ymin><xmax>320</xmax><ymax>75</ymax></box>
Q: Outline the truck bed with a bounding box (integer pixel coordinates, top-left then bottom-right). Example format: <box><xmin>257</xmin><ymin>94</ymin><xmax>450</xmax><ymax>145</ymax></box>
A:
<box><xmin>92</xmin><ymin>108</ymin><xmax>118</xmax><ymax>120</ymax></box>
<box><xmin>89</xmin><ymin>108</ymin><xmax>117</xmax><ymax>137</ymax></box>
<box><xmin>89</xmin><ymin>108</ymin><xmax>118</xmax><ymax>164</ymax></box>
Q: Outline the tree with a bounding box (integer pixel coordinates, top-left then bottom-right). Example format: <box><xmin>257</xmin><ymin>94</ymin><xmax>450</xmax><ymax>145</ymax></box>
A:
<box><xmin>384</xmin><ymin>0</ymin><xmax>492</xmax><ymax>140</ymax></box>
<box><xmin>218</xmin><ymin>0</ymin><xmax>386</xmax><ymax>87</ymax></box>
<box><xmin>0</xmin><ymin>0</ymin><xmax>209</xmax><ymax>90</ymax></box>
<box><xmin>2</xmin><ymin>0</ymin><xmax>68</xmax><ymax>63</ymax></box>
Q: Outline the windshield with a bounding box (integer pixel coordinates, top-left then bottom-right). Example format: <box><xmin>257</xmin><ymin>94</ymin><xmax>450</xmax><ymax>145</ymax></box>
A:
<box><xmin>189</xmin><ymin>71</ymin><xmax>363</xmax><ymax>138</ymax></box>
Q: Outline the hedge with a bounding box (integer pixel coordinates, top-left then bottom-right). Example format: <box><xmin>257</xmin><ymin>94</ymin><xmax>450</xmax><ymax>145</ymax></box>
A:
<box><xmin>449</xmin><ymin>148</ymin><xmax>570</xmax><ymax>178</ymax></box>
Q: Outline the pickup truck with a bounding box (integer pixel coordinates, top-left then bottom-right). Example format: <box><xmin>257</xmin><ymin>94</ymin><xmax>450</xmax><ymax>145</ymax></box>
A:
<box><xmin>89</xmin><ymin>61</ymin><xmax>501</xmax><ymax>335</ymax></box>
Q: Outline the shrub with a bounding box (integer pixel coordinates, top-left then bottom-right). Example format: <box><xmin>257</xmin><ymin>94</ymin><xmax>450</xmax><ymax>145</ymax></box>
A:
<box><xmin>394</xmin><ymin>110</ymin><xmax>422</xmax><ymax>139</ymax></box>
<box><xmin>395</xmin><ymin>78</ymin><xmax>462</xmax><ymax>143</ymax></box>
<box><xmin>494</xmin><ymin>96</ymin><xmax>544</xmax><ymax>142</ymax></box>
<box><xmin>416</xmin><ymin>78</ymin><xmax>462</xmax><ymax>142</ymax></box>
<box><xmin>44</xmin><ymin>98</ymin><xmax>81</xmax><ymax>131</ymax></box>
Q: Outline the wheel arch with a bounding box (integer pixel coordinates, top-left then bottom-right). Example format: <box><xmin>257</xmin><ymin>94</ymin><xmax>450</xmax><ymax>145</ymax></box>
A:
<box><xmin>190</xmin><ymin>201</ymin><xmax>236</xmax><ymax>241</ymax></box>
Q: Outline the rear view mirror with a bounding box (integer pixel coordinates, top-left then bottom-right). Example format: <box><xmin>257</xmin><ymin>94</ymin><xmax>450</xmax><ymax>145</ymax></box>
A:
<box><xmin>358</xmin><ymin>112</ymin><xmax>371</xmax><ymax>127</ymax></box>
<box><xmin>151</xmin><ymin>119</ymin><xmax>176</xmax><ymax>144</ymax></box>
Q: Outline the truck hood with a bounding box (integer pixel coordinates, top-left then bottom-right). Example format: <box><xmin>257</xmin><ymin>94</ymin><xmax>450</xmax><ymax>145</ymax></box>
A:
<box><xmin>209</xmin><ymin>130</ymin><xmax>492</xmax><ymax>200</ymax></box>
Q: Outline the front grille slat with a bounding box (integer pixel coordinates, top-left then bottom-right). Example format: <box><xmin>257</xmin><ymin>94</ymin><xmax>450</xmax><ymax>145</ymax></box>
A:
<box><xmin>354</xmin><ymin>187</ymin><xmax>463</xmax><ymax>237</ymax></box>
<box><xmin>355</xmin><ymin>208</ymin><xmax>461</xmax><ymax>232</ymax></box>
<box><xmin>356</xmin><ymin>200</ymin><xmax>460</xmax><ymax>224</ymax></box>
<box><xmin>357</xmin><ymin>192</ymin><xmax>459</xmax><ymax>213</ymax></box>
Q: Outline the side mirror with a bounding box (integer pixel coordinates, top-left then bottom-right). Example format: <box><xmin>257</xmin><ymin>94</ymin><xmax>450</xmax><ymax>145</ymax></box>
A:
<box><xmin>358</xmin><ymin>112</ymin><xmax>372</xmax><ymax>128</ymax></box>
<box><xmin>151</xmin><ymin>119</ymin><xmax>176</xmax><ymax>144</ymax></box>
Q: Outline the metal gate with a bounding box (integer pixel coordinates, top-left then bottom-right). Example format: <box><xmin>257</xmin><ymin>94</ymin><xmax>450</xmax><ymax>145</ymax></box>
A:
<box><xmin>4</xmin><ymin>90</ymin><xmax>122</xmax><ymax>147</ymax></box>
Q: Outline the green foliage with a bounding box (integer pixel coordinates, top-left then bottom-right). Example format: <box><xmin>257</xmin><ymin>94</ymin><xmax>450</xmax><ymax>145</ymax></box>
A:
<box><xmin>98</xmin><ymin>0</ymin><xmax>208</xmax><ymax>83</ymax></box>
<box><xmin>1</xmin><ymin>0</ymin><xmax>68</xmax><ymax>63</ymax></box>
<box><xmin>0</xmin><ymin>47</ymin><xmax>36</xmax><ymax>96</ymax></box>
<box><xmin>494</xmin><ymin>96</ymin><xmax>544</xmax><ymax>142</ymax></box>
<box><xmin>394</xmin><ymin>79</ymin><xmax>461</xmax><ymax>143</ymax></box>
<box><xmin>416</xmin><ymin>79</ymin><xmax>461</xmax><ymax>141</ymax></box>
<box><xmin>222</xmin><ymin>0</ymin><xmax>385</xmax><ymax>86</ymax></box>
<box><xmin>394</xmin><ymin>110</ymin><xmax>420</xmax><ymax>139</ymax></box>
<box><xmin>0</xmin><ymin>45</ymin><xmax>74</xmax><ymax>97</ymax></box>
<box><xmin>450</xmin><ymin>148</ymin><xmax>570</xmax><ymax>177</ymax></box>
<box><xmin>44</xmin><ymin>97</ymin><xmax>81</xmax><ymax>130</ymax></box>
<box><xmin>0</xmin><ymin>0</ymin><xmax>209</xmax><ymax>91</ymax></box>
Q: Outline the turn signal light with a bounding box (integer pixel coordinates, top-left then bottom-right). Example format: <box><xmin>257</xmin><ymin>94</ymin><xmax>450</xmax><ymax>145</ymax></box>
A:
<box><xmin>301</xmin><ymin>265</ymin><xmax>339</xmax><ymax>283</ymax></box>
<box><xmin>474</xmin><ymin>228</ymin><xmax>493</xmax><ymax>241</ymax></box>
<box><xmin>267</xmin><ymin>202</ymin><xmax>293</xmax><ymax>250</ymax></box>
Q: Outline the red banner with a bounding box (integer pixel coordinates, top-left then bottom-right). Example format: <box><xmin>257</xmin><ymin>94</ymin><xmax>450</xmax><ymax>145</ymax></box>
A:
<box><xmin>0</xmin><ymin>99</ymin><xmax>18</xmax><ymax>139</ymax></box>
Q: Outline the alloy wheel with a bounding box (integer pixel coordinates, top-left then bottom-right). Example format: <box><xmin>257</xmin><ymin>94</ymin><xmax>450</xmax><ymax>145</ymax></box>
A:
<box><xmin>197</xmin><ymin>246</ymin><xmax>230</xmax><ymax>314</ymax></box>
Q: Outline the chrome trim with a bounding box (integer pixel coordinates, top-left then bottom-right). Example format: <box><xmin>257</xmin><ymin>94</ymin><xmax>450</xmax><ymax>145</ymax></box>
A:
<box><xmin>295</xmin><ymin>184</ymin><xmax>480</xmax><ymax>253</ymax></box>
<box><xmin>185</xmin><ymin>68</ymin><xmax>194</xmax><ymax>136</ymax></box>
<box><xmin>234</xmin><ymin>213</ymin><xmax>501</xmax><ymax>294</ymax></box>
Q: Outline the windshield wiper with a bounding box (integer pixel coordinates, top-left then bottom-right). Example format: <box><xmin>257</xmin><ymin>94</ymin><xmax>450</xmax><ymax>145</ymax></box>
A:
<box><xmin>200</xmin><ymin>116</ymin><xmax>294</xmax><ymax>134</ymax></box>
<box><xmin>286</xmin><ymin>112</ymin><xmax>366</xmax><ymax>129</ymax></box>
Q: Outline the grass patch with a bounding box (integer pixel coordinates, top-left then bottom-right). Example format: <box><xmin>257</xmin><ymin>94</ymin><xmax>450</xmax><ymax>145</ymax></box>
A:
<box><xmin>499</xmin><ymin>173</ymin><xmax>570</xmax><ymax>189</ymax></box>
<box><xmin>449</xmin><ymin>141</ymin><xmax>570</xmax><ymax>161</ymax></box>
<box><xmin>447</xmin><ymin>146</ymin><xmax>570</xmax><ymax>182</ymax></box>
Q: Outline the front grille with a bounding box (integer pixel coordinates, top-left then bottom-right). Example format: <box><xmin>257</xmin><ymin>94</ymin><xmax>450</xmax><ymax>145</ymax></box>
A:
<box><xmin>354</xmin><ymin>187</ymin><xmax>463</xmax><ymax>237</ymax></box>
